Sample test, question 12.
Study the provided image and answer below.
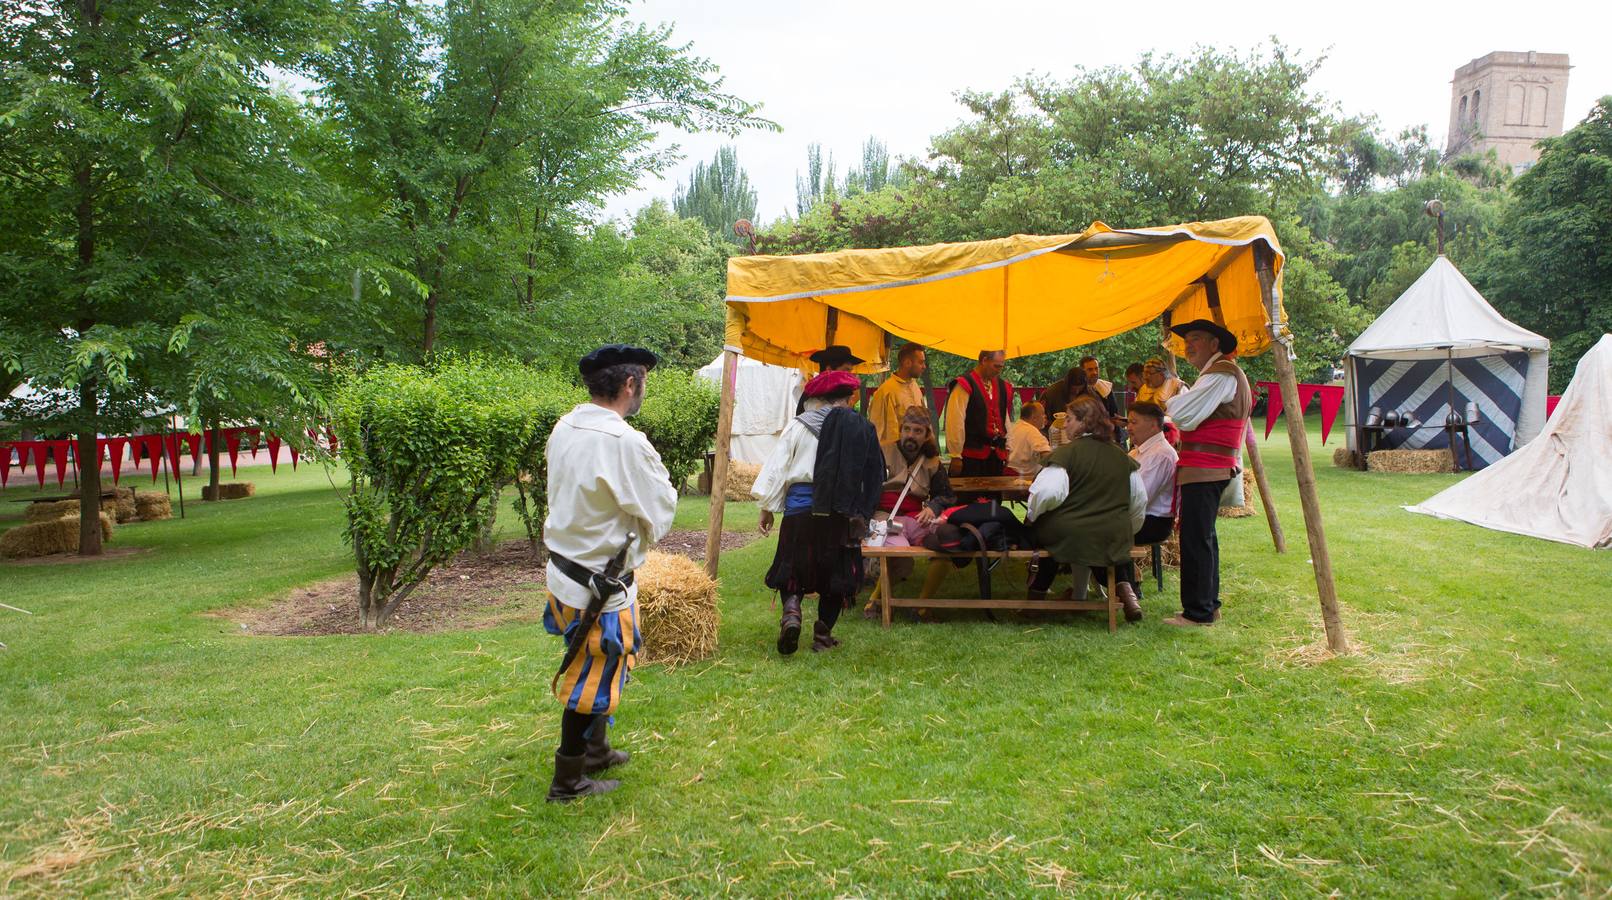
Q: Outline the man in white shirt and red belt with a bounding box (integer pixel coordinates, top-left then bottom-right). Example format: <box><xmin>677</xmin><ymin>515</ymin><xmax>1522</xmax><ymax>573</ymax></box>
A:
<box><xmin>944</xmin><ymin>349</ymin><xmax>1013</xmax><ymax>478</ymax></box>
<box><xmin>542</xmin><ymin>345</ymin><xmax>679</xmax><ymax>801</ymax></box>
<box><xmin>1163</xmin><ymin>320</ymin><xmax>1252</xmax><ymax>627</ymax></box>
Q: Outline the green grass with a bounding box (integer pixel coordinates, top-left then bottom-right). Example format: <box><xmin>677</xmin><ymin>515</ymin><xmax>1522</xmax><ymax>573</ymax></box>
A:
<box><xmin>2</xmin><ymin>433</ymin><xmax>1609</xmax><ymax>896</ymax></box>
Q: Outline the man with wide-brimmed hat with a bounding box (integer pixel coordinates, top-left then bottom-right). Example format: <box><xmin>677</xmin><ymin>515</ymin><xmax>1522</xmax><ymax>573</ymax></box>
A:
<box><xmin>542</xmin><ymin>344</ymin><xmax>679</xmax><ymax>801</ymax></box>
<box><xmin>754</xmin><ymin>370</ymin><xmax>884</xmax><ymax>654</ymax></box>
<box><xmin>1163</xmin><ymin>320</ymin><xmax>1252</xmax><ymax>627</ymax></box>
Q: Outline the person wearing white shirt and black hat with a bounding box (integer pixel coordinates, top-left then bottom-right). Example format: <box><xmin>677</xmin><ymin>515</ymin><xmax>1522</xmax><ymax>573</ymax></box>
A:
<box><xmin>542</xmin><ymin>344</ymin><xmax>678</xmax><ymax>802</ymax></box>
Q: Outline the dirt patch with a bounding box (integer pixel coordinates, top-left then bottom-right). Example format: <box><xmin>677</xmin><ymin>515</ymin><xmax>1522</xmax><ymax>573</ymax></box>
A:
<box><xmin>2</xmin><ymin>547</ymin><xmax>152</xmax><ymax>567</ymax></box>
<box><xmin>219</xmin><ymin>530</ymin><xmax>759</xmax><ymax>637</ymax></box>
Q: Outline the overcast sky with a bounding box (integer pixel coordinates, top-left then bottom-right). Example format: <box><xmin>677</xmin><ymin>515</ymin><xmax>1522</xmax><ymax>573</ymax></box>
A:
<box><xmin>604</xmin><ymin>0</ymin><xmax>1609</xmax><ymax>225</ymax></box>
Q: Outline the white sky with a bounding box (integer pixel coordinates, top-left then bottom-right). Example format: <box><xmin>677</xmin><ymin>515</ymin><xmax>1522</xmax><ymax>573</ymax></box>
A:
<box><xmin>606</xmin><ymin>0</ymin><xmax>1610</xmax><ymax>225</ymax></box>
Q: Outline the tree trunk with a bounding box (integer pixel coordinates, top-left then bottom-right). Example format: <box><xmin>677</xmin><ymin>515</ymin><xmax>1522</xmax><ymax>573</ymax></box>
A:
<box><xmin>77</xmin><ymin>379</ymin><xmax>103</xmax><ymax>556</ymax></box>
<box><xmin>206</xmin><ymin>422</ymin><xmax>221</xmax><ymax>498</ymax></box>
<box><xmin>422</xmin><ymin>290</ymin><xmax>439</xmax><ymax>356</ymax></box>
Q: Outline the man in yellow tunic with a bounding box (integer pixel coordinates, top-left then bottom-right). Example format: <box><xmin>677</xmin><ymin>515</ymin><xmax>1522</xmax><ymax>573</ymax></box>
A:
<box><xmin>867</xmin><ymin>343</ymin><xmax>928</xmax><ymax>444</ymax></box>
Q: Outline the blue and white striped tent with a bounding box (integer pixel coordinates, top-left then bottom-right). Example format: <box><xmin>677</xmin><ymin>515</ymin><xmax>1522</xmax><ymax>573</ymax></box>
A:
<box><xmin>1344</xmin><ymin>257</ymin><xmax>1549</xmax><ymax>469</ymax></box>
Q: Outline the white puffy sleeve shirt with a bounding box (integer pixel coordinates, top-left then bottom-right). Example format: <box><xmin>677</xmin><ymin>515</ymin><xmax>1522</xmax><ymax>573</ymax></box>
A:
<box><xmin>1165</xmin><ymin>354</ymin><xmax>1237</xmax><ymax>431</ymax></box>
<box><xmin>543</xmin><ymin>404</ymin><xmax>679</xmax><ymax>612</ymax></box>
<box><xmin>751</xmin><ymin>418</ymin><xmax>819</xmax><ymax>513</ymax></box>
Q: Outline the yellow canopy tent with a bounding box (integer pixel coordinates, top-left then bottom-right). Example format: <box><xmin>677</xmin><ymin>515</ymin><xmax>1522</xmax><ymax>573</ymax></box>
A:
<box><xmin>705</xmin><ymin>215</ymin><xmax>1347</xmax><ymax>652</ymax></box>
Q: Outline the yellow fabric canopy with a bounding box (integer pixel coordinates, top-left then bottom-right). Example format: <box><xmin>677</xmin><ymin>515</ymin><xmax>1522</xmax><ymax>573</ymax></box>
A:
<box><xmin>724</xmin><ymin>216</ymin><xmax>1287</xmax><ymax>371</ymax></box>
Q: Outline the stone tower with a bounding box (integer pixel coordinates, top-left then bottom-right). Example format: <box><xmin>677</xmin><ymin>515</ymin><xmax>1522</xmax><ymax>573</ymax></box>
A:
<box><xmin>1446</xmin><ymin>51</ymin><xmax>1571</xmax><ymax>171</ymax></box>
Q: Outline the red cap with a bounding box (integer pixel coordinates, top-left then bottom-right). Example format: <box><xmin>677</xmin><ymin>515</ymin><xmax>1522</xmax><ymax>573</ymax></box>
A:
<box><xmin>802</xmin><ymin>370</ymin><xmax>860</xmax><ymax>399</ymax></box>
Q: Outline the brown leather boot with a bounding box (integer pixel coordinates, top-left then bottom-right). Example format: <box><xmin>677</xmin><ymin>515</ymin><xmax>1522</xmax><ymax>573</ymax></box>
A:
<box><xmin>777</xmin><ymin>595</ymin><xmax>802</xmax><ymax>655</ymax></box>
<box><xmin>1117</xmin><ymin>582</ymin><xmax>1143</xmax><ymax>623</ymax></box>
<box><xmin>582</xmin><ymin>721</ymin><xmax>628</xmax><ymax>774</ymax></box>
<box><xmin>546</xmin><ymin>751</ymin><xmax>619</xmax><ymax>803</ymax></box>
<box><xmin>810</xmin><ymin>620</ymin><xmax>838</xmax><ymax>652</ymax></box>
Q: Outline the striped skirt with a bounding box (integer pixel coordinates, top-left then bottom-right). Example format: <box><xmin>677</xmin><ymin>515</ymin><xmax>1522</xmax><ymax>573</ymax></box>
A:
<box><xmin>544</xmin><ymin>593</ymin><xmax>640</xmax><ymax>715</ymax></box>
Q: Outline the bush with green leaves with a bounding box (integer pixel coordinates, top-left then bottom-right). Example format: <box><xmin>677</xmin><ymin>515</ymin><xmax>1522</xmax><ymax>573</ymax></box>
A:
<box><xmin>332</xmin><ymin>358</ymin><xmax>572</xmax><ymax>628</ymax></box>
<box><xmin>633</xmin><ymin>369</ymin><xmax>720</xmax><ymax>490</ymax></box>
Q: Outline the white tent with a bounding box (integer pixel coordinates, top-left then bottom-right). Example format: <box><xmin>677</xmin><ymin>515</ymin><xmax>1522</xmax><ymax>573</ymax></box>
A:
<box><xmin>1344</xmin><ymin>256</ymin><xmax>1549</xmax><ymax>468</ymax></box>
<box><xmin>1409</xmin><ymin>334</ymin><xmax>1612</xmax><ymax>549</ymax></box>
<box><xmin>696</xmin><ymin>354</ymin><xmax>803</xmax><ymax>465</ymax></box>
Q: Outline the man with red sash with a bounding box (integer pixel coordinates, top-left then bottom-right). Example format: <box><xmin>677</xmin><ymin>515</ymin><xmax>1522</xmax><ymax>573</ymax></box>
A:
<box><xmin>1163</xmin><ymin>320</ymin><xmax>1252</xmax><ymax>627</ymax></box>
<box><xmin>943</xmin><ymin>349</ymin><xmax>1013</xmax><ymax>478</ymax></box>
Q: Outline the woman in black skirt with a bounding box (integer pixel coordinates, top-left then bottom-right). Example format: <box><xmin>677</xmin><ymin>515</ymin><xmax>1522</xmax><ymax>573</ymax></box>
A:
<box><xmin>754</xmin><ymin>370</ymin><xmax>883</xmax><ymax>655</ymax></box>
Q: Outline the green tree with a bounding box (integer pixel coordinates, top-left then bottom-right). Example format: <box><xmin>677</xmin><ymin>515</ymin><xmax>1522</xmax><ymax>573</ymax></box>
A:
<box><xmin>1478</xmin><ymin>97</ymin><xmax>1612</xmax><ymax>392</ymax></box>
<box><xmin>673</xmin><ymin>145</ymin><xmax>757</xmax><ymax>244</ymax></box>
<box><xmin>0</xmin><ymin>0</ymin><xmax>338</xmax><ymax>554</ymax></box>
<box><xmin>310</xmin><ymin>0</ymin><xmax>770</xmax><ymax>360</ymax></box>
<box><xmin>795</xmin><ymin>142</ymin><xmax>837</xmax><ymax>216</ymax></box>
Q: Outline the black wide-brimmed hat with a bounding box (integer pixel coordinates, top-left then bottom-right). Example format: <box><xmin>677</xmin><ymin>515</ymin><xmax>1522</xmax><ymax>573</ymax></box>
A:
<box><xmin>579</xmin><ymin>344</ymin><xmax>659</xmax><ymax>377</ymax></box>
<box><xmin>808</xmin><ymin>344</ymin><xmax>864</xmax><ymax>369</ymax></box>
<box><xmin>1169</xmin><ymin>319</ymin><xmax>1238</xmax><ymax>354</ymax></box>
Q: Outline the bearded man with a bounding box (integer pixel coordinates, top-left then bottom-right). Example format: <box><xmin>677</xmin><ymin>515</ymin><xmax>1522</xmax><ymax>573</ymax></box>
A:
<box><xmin>876</xmin><ymin>406</ymin><xmax>956</xmax><ymax>583</ymax></box>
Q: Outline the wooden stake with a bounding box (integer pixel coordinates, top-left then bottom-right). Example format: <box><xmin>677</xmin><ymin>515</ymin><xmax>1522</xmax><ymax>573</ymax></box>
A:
<box><xmin>704</xmin><ymin>348</ymin><xmax>739</xmax><ymax>579</ymax></box>
<box><xmin>1255</xmin><ymin>243</ymin><xmax>1348</xmax><ymax>654</ymax></box>
<box><xmin>1242</xmin><ymin>430</ymin><xmax>1286</xmax><ymax>552</ymax></box>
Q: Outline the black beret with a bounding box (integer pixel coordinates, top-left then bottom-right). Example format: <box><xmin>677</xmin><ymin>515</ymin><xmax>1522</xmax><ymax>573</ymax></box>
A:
<box><xmin>579</xmin><ymin>344</ymin><xmax>659</xmax><ymax>377</ymax></box>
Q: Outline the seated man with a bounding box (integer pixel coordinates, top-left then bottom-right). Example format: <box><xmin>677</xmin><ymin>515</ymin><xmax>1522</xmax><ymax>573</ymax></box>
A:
<box><xmin>1024</xmin><ymin>395</ymin><xmax>1146</xmax><ymax>621</ymax></box>
<box><xmin>1088</xmin><ymin>401</ymin><xmax>1178</xmax><ymax>605</ymax></box>
<box><xmin>1135</xmin><ymin>358</ymin><xmax>1182</xmax><ymax>408</ymax></box>
<box><xmin>1006</xmin><ymin>401</ymin><xmax>1052</xmax><ymax>476</ymax></box>
<box><xmin>876</xmin><ymin>407</ymin><xmax>956</xmax><ymax>584</ymax></box>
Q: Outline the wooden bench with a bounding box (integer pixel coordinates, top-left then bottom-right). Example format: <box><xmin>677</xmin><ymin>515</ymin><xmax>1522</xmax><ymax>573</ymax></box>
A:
<box><xmin>861</xmin><ymin>544</ymin><xmax>1156</xmax><ymax>632</ymax></box>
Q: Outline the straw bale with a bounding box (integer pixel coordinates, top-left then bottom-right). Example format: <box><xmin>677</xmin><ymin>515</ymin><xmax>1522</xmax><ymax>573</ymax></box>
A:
<box><xmin>202</xmin><ymin>482</ymin><xmax>255</xmax><ymax>501</ymax></box>
<box><xmin>1332</xmin><ymin>447</ymin><xmax>1365</xmax><ymax>470</ymax></box>
<box><xmin>1367</xmin><ymin>449</ymin><xmax>1455</xmax><ymax>474</ymax></box>
<box><xmin>1218</xmin><ymin>469</ymin><xmax>1257</xmax><ymax>518</ymax></box>
<box><xmin>635</xmin><ymin>550</ymin><xmax>720</xmax><ymax>666</ymax></box>
<box><xmin>135</xmin><ymin>491</ymin><xmax>173</xmax><ymax>521</ymax></box>
<box><xmin>24</xmin><ymin>500</ymin><xmax>80</xmax><ymax>523</ymax></box>
<box><xmin>0</xmin><ymin>513</ymin><xmax>114</xmax><ymax>559</ymax></box>
<box><xmin>724</xmin><ymin>461</ymin><xmax>762</xmax><ymax>502</ymax></box>
<box><xmin>1158</xmin><ymin>533</ymin><xmax>1180</xmax><ymax>568</ymax></box>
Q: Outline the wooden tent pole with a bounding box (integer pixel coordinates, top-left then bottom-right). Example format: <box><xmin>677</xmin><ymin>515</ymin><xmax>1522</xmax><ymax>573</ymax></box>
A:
<box><xmin>1203</xmin><ymin>275</ymin><xmax>1285</xmax><ymax>552</ymax></box>
<box><xmin>1254</xmin><ymin>243</ymin><xmax>1347</xmax><ymax>653</ymax></box>
<box><xmin>704</xmin><ymin>348</ymin><xmax>739</xmax><ymax>579</ymax></box>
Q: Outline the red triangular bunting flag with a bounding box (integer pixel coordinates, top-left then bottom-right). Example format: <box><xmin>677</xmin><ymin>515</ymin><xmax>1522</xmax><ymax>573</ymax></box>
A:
<box><xmin>1296</xmin><ymin>384</ymin><xmax>1320</xmax><ymax>422</ymax></box>
<box><xmin>13</xmin><ymin>441</ymin><xmax>28</xmax><ymax>474</ymax></box>
<box><xmin>106</xmin><ymin>438</ymin><xmax>127</xmax><ymax>485</ymax></box>
<box><xmin>183</xmin><ymin>432</ymin><xmax>202</xmax><ymax>461</ymax></box>
<box><xmin>144</xmin><ymin>436</ymin><xmax>164</xmax><ymax>481</ymax></box>
<box><xmin>50</xmin><ymin>440</ymin><xmax>70</xmax><ymax>486</ymax></box>
<box><xmin>163</xmin><ymin>434</ymin><xmax>183</xmax><ymax>481</ymax></box>
<box><xmin>1317</xmin><ymin>386</ymin><xmax>1345</xmax><ymax>445</ymax></box>
<box><xmin>0</xmin><ymin>443</ymin><xmax>11</xmax><ymax>489</ymax></box>
<box><xmin>325</xmin><ymin>427</ymin><xmax>338</xmax><ymax>454</ymax></box>
<box><xmin>245</xmin><ymin>428</ymin><xmax>262</xmax><ymax>457</ymax></box>
<box><xmin>224</xmin><ymin>429</ymin><xmax>242</xmax><ymax>475</ymax></box>
<box><xmin>1263</xmin><ymin>383</ymin><xmax>1285</xmax><ymax>438</ymax></box>
<box><xmin>289</xmin><ymin>442</ymin><xmax>299</xmax><ymax>470</ymax></box>
<box><xmin>33</xmin><ymin>443</ymin><xmax>49</xmax><ymax>487</ymax></box>
<box><xmin>266</xmin><ymin>434</ymin><xmax>281</xmax><ymax>473</ymax></box>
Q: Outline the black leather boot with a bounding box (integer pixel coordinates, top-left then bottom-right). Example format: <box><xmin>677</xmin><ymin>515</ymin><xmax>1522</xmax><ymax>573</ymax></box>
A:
<box><xmin>546</xmin><ymin>751</ymin><xmax>620</xmax><ymax>803</ymax></box>
<box><xmin>582</xmin><ymin>721</ymin><xmax>629</xmax><ymax>774</ymax></box>
<box><xmin>777</xmin><ymin>594</ymin><xmax>803</xmax><ymax>655</ymax></box>
<box><xmin>810</xmin><ymin>619</ymin><xmax>838</xmax><ymax>652</ymax></box>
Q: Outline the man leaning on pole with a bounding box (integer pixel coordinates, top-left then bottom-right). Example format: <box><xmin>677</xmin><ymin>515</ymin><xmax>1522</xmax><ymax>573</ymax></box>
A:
<box><xmin>541</xmin><ymin>344</ymin><xmax>678</xmax><ymax>801</ymax></box>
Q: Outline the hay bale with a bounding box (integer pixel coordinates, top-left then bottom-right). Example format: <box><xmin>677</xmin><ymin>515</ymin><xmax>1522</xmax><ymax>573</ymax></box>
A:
<box><xmin>1366</xmin><ymin>449</ymin><xmax>1455</xmax><ymax>474</ymax></box>
<box><xmin>135</xmin><ymin>491</ymin><xmax>172</xmax><ymax>521</ymax></box>
<box><xmin>0</xmin><ymin>513</ymin><xmax>114</xmax><ymax>559</ymax></box>
<box><xmin>1332</xmin><ymin>447</ymin><xmax>1365</xmax><ymax>470</ymax></box>
<box><xmin>635</xmin><ymin>550</ymin><xmax>720</xmax><ymax>666</ymax></box>
<box><xmin>1158</xmin><ymin>533</ymin><xmax>1180</xmax><ymax>569</ymax></box>
<box><xmin>202</xmin><ymin>482</ymin><xmax>255</xmax><ymax>501</ymax></box>
<box><xmin>24</xmin><ymin>500</ymin><xmax>79</xmax><ymax>523</ymax></box>
<box><xmin>723</xmin><ymin>461</ymin><xmax>762</xmax><ymax>502</ymax></box>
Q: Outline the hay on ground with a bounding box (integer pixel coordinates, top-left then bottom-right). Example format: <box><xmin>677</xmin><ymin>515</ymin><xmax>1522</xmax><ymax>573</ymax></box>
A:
<box><xmin>0</xmin><ymin>513</ymin><xmax>114</xmax><ymax>559</ymax></box>
<box><xmin>24</xmin><ymin>500</ymin><xmax>80</xmax><ymax>523</ymax></box>
<box><xmin>635</xmin><ymin>550</ymin><xmax>720</xmax><ymax>666</ymax></box>
<box><xmin>723</xmin><ymin>461</ymin><xmax>762</xmax><ymax>502</ymax></box>
<box><xmin>1367</xmin><ymin>449</ymin><xmax>1455</xmax><ymax>474</ymax></box>
<box><xmin>134</xmin><ymin>491</ymin><xmax>172</xmax><ymax>521</ymax></box>
<box><xmin>1332</xmin><ymin>447</ymin><xmax>1365</xmax><ymax>470</ymax></box>
<box><xmin>202</xmin><ymin>482</ymin><xmax>255</xmax><ymax>501</ymax></box>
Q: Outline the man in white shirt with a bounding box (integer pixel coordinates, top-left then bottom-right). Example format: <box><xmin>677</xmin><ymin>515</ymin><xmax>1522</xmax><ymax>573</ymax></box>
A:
<box><xmin>1114</xmin><ymin>401</ymin><xmax>1178</xmax><ymax>600</ymax></box>
<box><xmin>1006</xmin><ymin>401</ymin><xmax>1052</xmax><ymax>476</ymax></box>
<box><xmin>542</xmin><ymin>344</ymin><xmax>678</xmax><ymax>802</ymax></box>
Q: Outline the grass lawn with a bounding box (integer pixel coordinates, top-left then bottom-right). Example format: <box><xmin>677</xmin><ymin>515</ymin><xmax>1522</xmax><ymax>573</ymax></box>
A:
<box><xmin>2</xmin><ymin>431</ymin><xmax>1608</xmax><ymax>895</ymax></box>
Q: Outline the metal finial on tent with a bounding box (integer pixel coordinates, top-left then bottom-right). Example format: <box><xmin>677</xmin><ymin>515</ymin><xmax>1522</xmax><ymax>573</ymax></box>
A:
<box><xmin>1424</xmin><ymin>199</ymin><xmax>1446</xmax><ymax>255</ymax></box>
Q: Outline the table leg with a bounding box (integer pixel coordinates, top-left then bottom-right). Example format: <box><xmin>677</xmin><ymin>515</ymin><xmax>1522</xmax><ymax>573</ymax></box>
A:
<box><xmin>880</xmin><ymin>558</ymin><xmax>893</xmax><ymax>629</ymax></box>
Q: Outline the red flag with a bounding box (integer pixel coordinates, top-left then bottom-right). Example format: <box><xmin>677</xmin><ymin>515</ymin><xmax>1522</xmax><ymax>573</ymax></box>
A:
<box><xmin>289</xmin><ymin>442</ymin><xmax>300</xmax><ymax>470</ymax></box>
<box><xmin>106</xmin><ymin>438</ymin><xmax>127</xmax><ymax>485</ymax></box>
<box><xmin>32</xmin><ymin>442</ymin><xmax>49</xmax><ymax>487</ymax></box>
<box><xmin>163</xmin><ymin>434</ymin><xmax>183</xmax><ymax>480</ymax></box>
<box><xmin>1317</xmin><ymin>386</ymin><xmax>1346</xmax><ymax>445</ymax></box>
<box><xmin>1296</xmin><ymin>384</ymin><xmax>1320</xmax><ymax>422</ymax></box>
<box><xmin>1263</xmin><ymin>383</ymin><xmax>1285</xmax><ymax>438</ymax></box>
<box><xmin>224</xmin><ymin>429</ymin><xmax>242</xmax><ymax>475</ymax></box>
<box><xmin>50</xmin><ymin>440</ymin><xmax>70</xmax><ymax>486</ymax></box>
<box><xmin>325</xmin><ymin>426</ymin><xmax>338</xmax><ymax>454</ymax></box>
<box><xmin>182</xmin><ymin>432</ymin><xmax>203</xmax><ymax>461</ymax></box>
<box><xmin>145</xmin><ymin>435</ymin><xmax>165</xmax><ymax>482</ymax></box>
<box><xmin>266</xmin><ymin>434</ymin><xmax>281</xmax><ymax>473</ymax></box>
<box><xmin>12</xmin><ymin>441</ymin><xmax>28</xmax><ymax>474</ymax></box>
<box><xmin>245</xmin><ymin>428</ymin><xmax>262</xmax><ymax>457</ymax></box>
<box><xmin>0</xmin><ymin>443</ymin><xmax>12</xmax><ymax>489</ymax></box>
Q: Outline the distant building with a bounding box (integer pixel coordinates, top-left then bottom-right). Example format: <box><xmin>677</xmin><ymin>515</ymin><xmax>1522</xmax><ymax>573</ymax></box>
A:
<box><xmin>1446</xmin><ymin>51</ymin><xmax>1570</xmax><ymax>172</ymax></box>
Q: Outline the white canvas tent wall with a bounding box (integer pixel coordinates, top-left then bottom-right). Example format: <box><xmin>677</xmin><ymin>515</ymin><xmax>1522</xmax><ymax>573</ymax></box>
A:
<box><xmin>695</xmin><ymin>353</ymin><xmax>802</xmax><ymax>465</ymax></box>
<box><xmin>1408</xmin><ymin>334</ymin><xmax>1612</xmax><ymax>549</ymax></box>
<box><xmin>1344</xmin><ymin>256</ymin><xmax>1549</xmax><ymax>468</ymax></box>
